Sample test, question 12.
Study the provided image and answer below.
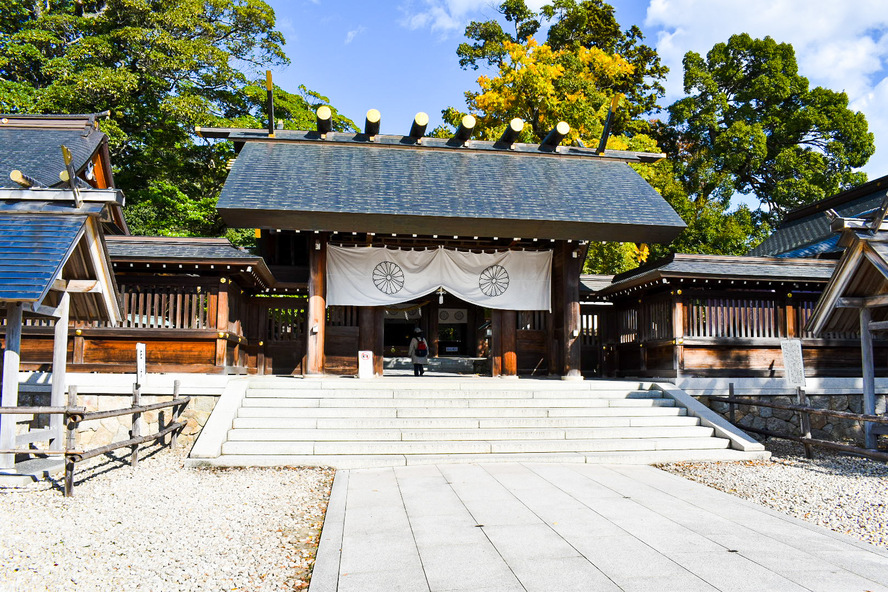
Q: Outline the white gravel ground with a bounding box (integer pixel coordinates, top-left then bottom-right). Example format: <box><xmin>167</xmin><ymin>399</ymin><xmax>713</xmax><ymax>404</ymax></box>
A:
<box><xmin>660</xmin><ymin>440</ymin><xmax>888</xmax><ymax>548</ymax></box>
<box><xmin>0</xmin><ymin>443</ymin><xmax>334</xmax><ymax>592</ymax></box>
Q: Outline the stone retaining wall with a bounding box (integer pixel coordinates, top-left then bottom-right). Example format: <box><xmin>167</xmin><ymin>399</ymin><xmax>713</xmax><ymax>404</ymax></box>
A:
<box><xmin>703</xmin><ymin>393</ymin><xmax>888</xmax><ymax>445</ymax></box>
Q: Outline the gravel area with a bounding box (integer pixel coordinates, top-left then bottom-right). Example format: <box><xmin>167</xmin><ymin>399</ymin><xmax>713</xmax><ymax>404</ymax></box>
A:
<box><xmin>659</xmin><ymin>440</ymin><xmax>888</xmax><ymax>548</ymax></box>
<box><xmin>0</xmin><ymin>443</ymin><xmax>335</xmax><ymax>592</ymax></box>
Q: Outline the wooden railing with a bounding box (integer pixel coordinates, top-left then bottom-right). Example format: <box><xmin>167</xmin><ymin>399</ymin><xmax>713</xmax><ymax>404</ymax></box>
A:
<box><xmin>685</xmin><ymin>296</ymin><xmax>782</xmax><ymax>339</ymax></box>
<box><xmin>119</xmin><ymin>283</ymin><xmax>210</xmax><ymax>329</ymax></box>
<box><xmin>0</xmin><ymin>382</ymin><xmax>189</xmax><ymax>496</ymax></box>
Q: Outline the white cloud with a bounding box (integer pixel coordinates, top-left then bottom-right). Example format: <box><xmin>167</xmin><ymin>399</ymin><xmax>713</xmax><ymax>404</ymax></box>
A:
<box><xmin>397</xmin><ymin>0</ymin><xmax>548</xmax><ymax>36</ymax></box>
<box><xmin>645</xmin><ymin>0</ymin><xmax>888</xmax><ymax>176</ymax></box>
<box><xmin>344</xmin><ymin>26</ymin><xmax>366</xmax><ymax>45</ymax></box>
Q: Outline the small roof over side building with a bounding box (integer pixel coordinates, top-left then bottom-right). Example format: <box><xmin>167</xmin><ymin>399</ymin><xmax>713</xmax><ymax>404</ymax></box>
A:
<box><xmin>750</xmin><ymin>174</ymin><xmax>888</xmax><ymax>257</ymax></box>
<box><xmin>106</xmin><ymin>236</ymin><xmax>274</xmax><ymax>291</ymax></box>
<box><xmin>0</xmin><ymin>113</ymin><xmax>127</xmax><ymax>234</ymax></box>
<box><xmin>596</xmin><ymin>253</ymin><xmax>836</xmax><ymax>299</ymax></box>
<box><xmin>0</xmin><ymin>188</ymin><xmax>122</xmax><ymax>322</ymax></box>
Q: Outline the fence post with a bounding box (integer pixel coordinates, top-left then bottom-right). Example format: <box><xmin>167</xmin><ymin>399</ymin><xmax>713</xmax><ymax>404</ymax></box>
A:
<box><xmin>130</xmin><ymin>383</ymin><xmax>141</xmax><ymax>468</ymax></box>
<box><xmin>171</xmin><ymin>380</ymin><xmax>181</xmax><ymax>449</ymax></box>
<box><xmin>796</xmin><ymin>386</ymin><xmax>814</xmax><ymax>459</ymax></box>
<box><xmin>728</xmin><ymin>383</ymin><xmax>736</xmax><ymax>424</ymax></box>
<box><xmin>64</xmin><ymin>386</ymin><xmax>77</xmax><ymax>497</ymax></box>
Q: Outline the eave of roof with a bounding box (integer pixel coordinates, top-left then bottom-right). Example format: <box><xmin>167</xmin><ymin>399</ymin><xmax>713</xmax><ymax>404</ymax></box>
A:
<box><xmin>598</xmin><ymin>254</ymin><xmax>837</xmax><ymax>298</ymax></box>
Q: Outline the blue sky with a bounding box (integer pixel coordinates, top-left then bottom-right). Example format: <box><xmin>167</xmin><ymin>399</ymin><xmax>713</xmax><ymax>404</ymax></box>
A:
<box><xmin>263</xmin><ymin>0</ymin><xmax>888</xmax><ymax>186</ymax></box>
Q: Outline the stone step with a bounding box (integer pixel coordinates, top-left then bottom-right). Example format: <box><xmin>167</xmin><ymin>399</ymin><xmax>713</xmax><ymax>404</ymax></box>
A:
<box><xmin>244</xmin><ymin>387</ymin><xmax>663</xmax><ymax>399</ymax></box>
<box><xmin>225</xmin><ymin>425</ymin><xmax>714</xmax><ymax>442</ymax></box>
<box><xmin>236</xmin><ymin>405</ymin><xmax>688</xmax><ymax>418</ymax></box>
<box><xmin>231</xmin><ymin>415</ymin><xmax>702</xmax><ymax>429</ymax></box>
<box><xmin>220</xmin><ymin>436</ymin><xmax>729</xmax><ymax>456</ymax></box>
<box><xmin>239</xmin><ymin>397</ymin><xmax>675</xmax><ymax>409</ymax></box>
<box><xmin>242</xmin><ymin>378</ymin><xmax>656</xmax><ymax>391</ymax></box>
<box><xmin>189</xmin><ymin>448</ymin><xmax>769</xmax><ymax>469</ymax></box>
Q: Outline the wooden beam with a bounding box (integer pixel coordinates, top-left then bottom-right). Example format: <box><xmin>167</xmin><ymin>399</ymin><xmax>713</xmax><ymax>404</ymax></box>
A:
<box><xmin>869</xmin><ymin>320</ymin><xmax>888</xmax><ymax>332</ymax></box>
<box><xmin>51</xmin><ymin>280</ymin><xmax>101</xmax><ymax>293</ymax></box>
<box><xmin>50</xmin><ymin>292</ymin><xmax>70</xmax><ymax>451</ymax></box>
<box><xmin>860</xmin><ymin>307</ymin><xmax>877</xmax><ymax>449</ymax></box>
<box><xmin>837</xmin><ymin>294</ymin><xmax>888</xmax><ymax>309</ymax></box>
<box><xmin>0</xmin><ymin>302</ymin><xmax>23</xmax><ymax>469</ymax></box>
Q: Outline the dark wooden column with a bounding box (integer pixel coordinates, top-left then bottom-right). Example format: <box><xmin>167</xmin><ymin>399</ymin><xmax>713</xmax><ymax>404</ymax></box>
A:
<box><xmin>428</xmin><ymin>299</ymin><xmax>440</xmax><ymax>358</ymax></box>
<box><xmin>214</xmin><ymin>277</ymin><xmax>230</xmax><ymax>368</ymax></box>
<box><xmin>306</xmin><ymin>235</ymin><xmax>327</xmax><ymax>375</ymax></box>
<box><xmin>860</xmin><ymin>307</ymin><xmax>877</xmax><ymax>449</ymax></box>
<box><xmin>359</xmin><ymin>306</ymin><xmax>385</xmax><ymax>376</ymax></box>
<box><xmin>491</xmin><ymin>309</ymin><xmax>503</xmax><ymax>377</ymax></box>
<box><xmin>548</xmin><ymin>244</ymin><xmax>563</xmax><ymax>375</ymax></box>
<box><xmin>556</xmin><ymin>242</ymin><xmax>582</xmax><ymax>378</ymax></box>
<box><xmin>374</xmin><ymin>307</ymin><xmax>384</xmax><ymax>375</ymax></box>
<box><xmin>672</xmin><ymin>289</ymin><xmax>684</xmax><ymax>379</ymax></box>
<box><xmin>502</xmin><ymin>309</ymin><xmax>518</xmax><ymax>376</ymax></box>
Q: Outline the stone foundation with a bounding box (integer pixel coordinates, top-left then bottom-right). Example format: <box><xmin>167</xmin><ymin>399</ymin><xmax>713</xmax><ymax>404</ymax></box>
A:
<box><xmin>704</xmin><ymin>393</ymin><xmax>887</xmax><ymax>446</ymax></box>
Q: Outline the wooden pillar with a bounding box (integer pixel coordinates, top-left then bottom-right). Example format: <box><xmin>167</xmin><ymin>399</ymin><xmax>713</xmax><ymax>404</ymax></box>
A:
<box><xmin>672</xmin><ymin>290</ymin><xmax>684</xmax><ymax>380</ymax></box>
<box><xmin>214</xmin><ymin>278</ymin><xmax>230</xmax><ymax>368</ymax></box>
<box><xmin>860</xmin><ymin>307</ymin><xmax>877</xmax><ymax>449</ymax></box>
<box><xmin>785</xmin><ymin>293</ymin><xmax>797</xmax><ymax>338</ymax></box>
<box><xmin>1</xmin><ymin>302</ymin><xmax>23</xmax><ymax>468</ymax></box>
<box><xmin>491</xmin><ymin>309</ymin><xmax>503</xmax><ymax>377</ymax></box>
<box><xmin>428</xmin><ymin>299</ymin><xmax>440</xmax><ymax>358</ymax></box>
<box><xmin>306</xmin><ymin>235</ymin><xmax>327</xmax><ymax>375</ymax></box>
<box><xmin>559</xmin><ymin>243</ymin><xmax>582</xmax><ymax>378</ymax></box>
<box><xmin>50</xmin><ymin>292</ymin><xmax>70</xmax><ymax>451</ymax></box>
<box><xmin>548</xmin><ymin>244</ymin><xmax>563</xmax><ymax>375</ymax></box>
<box><xmin>374</xmin><ymin>307</ymin><xmax>384</xmax><ymax>376</ymax></box>
<box><xmin>359</xmin><ymin>306</ymin><xmax>384</xmax><ymax>376</ymax></box>
<box><xmin>502</xmin><ymin>309</ymin><xmax>517</xmax><ymax>376</ymax></box>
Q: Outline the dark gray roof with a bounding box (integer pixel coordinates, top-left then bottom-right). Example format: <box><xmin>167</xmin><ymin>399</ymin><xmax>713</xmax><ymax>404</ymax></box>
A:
<box><xmin>750</xmin><ymin>175</ymin><xmax>888</xmax><ymax>256</ymax></box>
<box><xmin>0</xmin><ymin>122</ymin><xmax>104</xmax><ymax>189</ymax></box>
<box><xmin>106</xmin><ymin>236</ymin><xmax>256</xmax><ymax>261</ymax></box>
<box><xmin>0</xmin><ymin>213</ymin><xmax>86</xmax><ymax>301</ymax></box>
<box><xmin>599</xmin><ymin>254</ymin><xmax>836</xmax><ymax>297</ymax></box>
<box><xmin>580</xmin><ymin>274</ymin><xmax>614</xmax><ymax>294</ymax></box>
<box><xmin>217</xmin><ymin>140</ymin><xmax>686</xmax><ymax>243</ymax></box>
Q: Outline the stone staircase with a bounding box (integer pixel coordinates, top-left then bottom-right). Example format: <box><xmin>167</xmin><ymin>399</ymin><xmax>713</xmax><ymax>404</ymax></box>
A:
<box><xmin>188</xmin><ymin>377</ymin><xmax>769</xmax><ymax>468</ymax></box>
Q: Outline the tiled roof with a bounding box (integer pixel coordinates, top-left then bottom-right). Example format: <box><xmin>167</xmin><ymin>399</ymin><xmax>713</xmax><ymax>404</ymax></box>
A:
<box><xmin>0</xmin><ymin>213</ymin><xmax>87</xmax><ymax>301</ymax></box>
<box><xmin>750</xmin><ymin>175</ymin><xmax>888</xmax><ymax>256</ymax></box>
<box><xmin>599</xmin><ymin>253</ymin><xmax>836</xmax><ymax>297</ymax></box>
<box><xmin>216</xmin><ymin>140</ymin><xmax>686</xmax><ymax>243</ymax></box>
<box><xmin>0</xmin><ymin>120</ymin><xmax>104</xmax><ymax>189</ymax></box>
<box><xmin>106</xmin><ymin>236</ymin><xmax>257</xmax><ymax>261</ymax></box>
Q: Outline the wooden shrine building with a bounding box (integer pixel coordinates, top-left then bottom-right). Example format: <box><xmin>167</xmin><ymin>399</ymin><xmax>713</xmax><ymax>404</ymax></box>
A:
<box><xmin>0</xmin><ymin>114</ymin><xmax>123</xmax><ymax>467</ymax></box>
<box><xmin>199</xmin><ymin>113</ymin><xmax>686</xmax><ymax>377</ymax></box>
<box><xmin>805</xmin><ymin>204</ymin><xmax>888</xmax><ymax>448</ymax></box>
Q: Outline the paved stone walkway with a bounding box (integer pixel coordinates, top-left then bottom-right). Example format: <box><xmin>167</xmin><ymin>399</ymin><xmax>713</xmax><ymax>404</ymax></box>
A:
<box><xmin>309</xmin><ymin>463</ymin><xmax>888</xmax><ymax>592</ymax></box>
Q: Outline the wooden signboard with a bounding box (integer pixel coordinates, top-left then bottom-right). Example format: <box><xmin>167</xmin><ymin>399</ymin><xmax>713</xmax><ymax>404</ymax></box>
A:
<box><xmin>780</xmin><ymin>339</ymin><xmax>806</xmax><ymax>388</ymax></box>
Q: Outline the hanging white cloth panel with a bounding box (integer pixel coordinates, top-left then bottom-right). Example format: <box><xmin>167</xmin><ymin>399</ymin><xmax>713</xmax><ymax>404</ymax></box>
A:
<box><xmin>326</xmin><ymin>245</ymin><xmax>552</xmax><ymax>311</ymax></box>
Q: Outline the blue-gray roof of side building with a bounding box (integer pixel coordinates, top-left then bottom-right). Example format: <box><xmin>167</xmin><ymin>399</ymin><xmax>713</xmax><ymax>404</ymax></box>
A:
<box><xmin>0</xmin><ymin>120</ymin><xmax>104</xmax><ymax>189</ymax></box>
<box><xmin>0</xmin><ymin>213</ymin><xmax>87</xmax><ymax>301</ymax></box>
<box><xmin>750</xmin><ymin>175</ymin><xmax>888</xmax><ymax>257</ymax></box>
<box><xmin>106</xmin><ymin>236</ymin><xmax>257</xmax><ymax>261</ymax></box>
<box><xmin>597</xmin><ymin>253</ymin><xmax>836</xmax><ymax>297</ymax></box>
<box><xmin>216</xmin><ymin>140</ymin><xmax>686</xmax><ymax>243</ymax></box>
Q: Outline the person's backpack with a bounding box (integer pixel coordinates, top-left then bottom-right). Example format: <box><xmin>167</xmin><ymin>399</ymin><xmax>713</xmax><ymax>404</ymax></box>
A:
<box><xmin>416</xmin><ymin>339</ymin><xmax>428</xmax><ymax>358</ymax></box>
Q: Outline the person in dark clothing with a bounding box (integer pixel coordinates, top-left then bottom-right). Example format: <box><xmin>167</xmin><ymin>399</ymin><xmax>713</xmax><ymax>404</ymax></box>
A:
<box><xmin>408</xmin><ymin>327</ymin><xmax>429</xmax><ymax>376</ymax></box>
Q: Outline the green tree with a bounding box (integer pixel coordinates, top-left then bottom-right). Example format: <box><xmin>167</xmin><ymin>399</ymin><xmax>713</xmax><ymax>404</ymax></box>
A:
<box><xmin>0</xmin><ymin>0</ymin><xmax>355</xmax><ymax>239</ymax></box>
<box><xmin>457</xmin><ymin>0</ymin><xmax>667</xmax><ymax>133</ymax></box>
<box><xmin>661</xmin><ymin>33</ymin><xmax>874</xmax><ymax>224</ymax></box>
